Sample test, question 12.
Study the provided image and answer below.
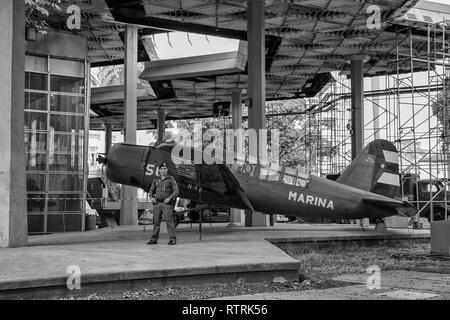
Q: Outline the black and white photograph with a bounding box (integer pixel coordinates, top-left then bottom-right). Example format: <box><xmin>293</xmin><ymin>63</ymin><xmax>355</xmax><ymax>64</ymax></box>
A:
<box><xmin>1</xmin><ymin>0</ymin><xmax>450</xmax><ymax>312</ymax></box>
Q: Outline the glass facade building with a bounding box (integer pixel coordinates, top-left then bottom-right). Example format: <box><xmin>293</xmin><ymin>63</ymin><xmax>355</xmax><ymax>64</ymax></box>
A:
<box><xmin>25</xmin><ymin>54</ymin><xmax>89</xmax><ymax>233</ymax></box>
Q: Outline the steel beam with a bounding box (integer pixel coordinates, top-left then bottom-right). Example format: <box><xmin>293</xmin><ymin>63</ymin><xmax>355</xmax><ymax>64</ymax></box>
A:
<box><xmin>351</xmin><ymin>56</ymin><xmax>365</xmax><ymax>160</ymax></box>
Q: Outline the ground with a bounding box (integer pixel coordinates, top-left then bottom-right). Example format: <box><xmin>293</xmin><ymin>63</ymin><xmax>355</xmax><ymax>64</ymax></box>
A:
<box><xmin>55</xmin><ymin>239</ymin><xmax>450</xmax><ymax>300</ymax></box>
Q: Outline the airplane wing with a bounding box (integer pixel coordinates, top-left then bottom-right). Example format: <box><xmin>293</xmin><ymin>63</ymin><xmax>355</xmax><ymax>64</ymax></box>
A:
<box><xmin>362</xmin><ymin>197</ymin><xmax>417</xmax><ymax>217</ymax></box>
<box><xmin>196</xmin><ymin>163</ymin><xmax>256</xmax><ymax>212</ymax></box>
<box><xmin>157</xmin><ymin>143</ymin><xmax>255</xmax><ymax>212</ymax></box>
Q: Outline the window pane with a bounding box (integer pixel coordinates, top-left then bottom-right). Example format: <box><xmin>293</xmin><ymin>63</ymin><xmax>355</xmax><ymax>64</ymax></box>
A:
<box><xmin>50</xmin><ymin>94</ymin><xmax>85</xmax><ymax>114</ymax></box>
<box><xmin>25</xmin><ymin>72</ymin><xmax>48</xmax><ymax>91</ymax></box>
<box><xmin>46</xmin><ymin>214</ymin><xmax>64</xmax><ymax>232</ymax></box>
<box><xmin>27</xmin><ymin>194</ymin><xmax>45</xmax><ymax>213</ymax></box>
<box><xmin>25</xmin><ymin>92</ymin><xmax>47</xmax><ymax>111</ymax></box>
<box><xmin>49</xmin><ymin>154</ymin><xmax>83</xmax><ymax>172</ymax></box>
<box><xmin>282</xmin><ymin>167</ymin><xmax>296</xmax><ymax>185</ymax></box>
<box><xmin>46</xmin><ymin>214</ymin><xmax>82</xmax><ymax>232</ymax></box>
<box><xmin>26</xmin><ymin>174</ymin><xmax>46</xmax><ymax>191</ymax></box>
<box><xmin>50</xmin><ymin>75</ymin><xmax>85</xmax><ymax>94</ymax></box>
<box><xmin>25</xmin><ymin>112</ymin><xmax>47</xmax><ymax>131</ymax></box>
<box><xmin>267</xmin><ymin>169</ymin><xmax>280</xmax><ymax>182</ymax></box>
<box><xmin>64</xmin><ymin>214</ymin><xmax>83</xmax><ymax>232</ymax></box>
<box><xmin>49</xmin><ymin>59</ymin><xmax>84</xmax><ymax>78</ymax></box>
<box><xmin>25</xmin><ymin>55</ymin><xmax>48</xmax><ymax>73</ymax></box>
<box><xmin>50</xmin><ymin>114</ymin><xmax>85</xmax><ymax>132</ymax></box>
<box><xmin>51</xmin><ymin>133</ymin><xmax>84</xmax><ymax>153</ymax></box>
<box><xmin>24</xmin><ymin>132</ymin><xmax>47</xmax><ymax>153</ymax></box>
<box><xmin>27</xmin><ymin>176</ymin><xmax>46</xmax><ymax>214</ymax></box>
<box><xmin>49</xmin><ymin>174</ymin><xmax>84</xmax><ymax>192</ymax></box>
<box><xmin>47</xmin><ymin>194</ymin><xmax>83</xmax><ymax>213</ymax></box>
<box><xmin>26</xmin><ymin>152</ymin><xmax>47</xmax><ymax>171</ymax></box>
<box><xmin>28</xmin><ymin>214</ymin><xmax>45</xmax><ymax>234</ymax></box>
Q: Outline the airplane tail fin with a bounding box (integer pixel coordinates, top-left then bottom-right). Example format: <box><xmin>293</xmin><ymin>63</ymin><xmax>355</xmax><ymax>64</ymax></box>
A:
<box><xmin>336</xmin><ymin>140</ymin><xmax>400</xmax><ymax>198</ymax></box>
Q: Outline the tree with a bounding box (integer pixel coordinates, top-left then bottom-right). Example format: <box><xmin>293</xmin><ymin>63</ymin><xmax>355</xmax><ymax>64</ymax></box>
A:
<box><xmin>266</xmin><ymin>99</ymin><xmax>325</xmax><ymax>171</ymax></box>
<box><xmin>25</xmin><ymin>0</ymin><xmax>61</xmax><ymax>34</ymax></box>
<box><xmin>174</xmin><ymin>98</ymin><xmax>329</xmax><ymax>172</ymax></box>
<box><xmin>431</xmin><ymin>78</ymin><xmax>450</xmax><ymax>152</ymax></box>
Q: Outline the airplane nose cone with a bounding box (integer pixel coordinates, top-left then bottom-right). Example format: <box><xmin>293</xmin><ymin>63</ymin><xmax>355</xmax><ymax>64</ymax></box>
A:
<box><xmin>106</xmin><ymin>143</ymin><xmax>150</xmax><ymax>189</ymax></box>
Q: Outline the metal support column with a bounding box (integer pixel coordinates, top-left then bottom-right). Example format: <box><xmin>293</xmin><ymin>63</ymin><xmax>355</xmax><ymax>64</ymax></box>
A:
<box><xmin>157</xmin><ymin>110</ymin><xmax>166</xmax><ymax>144</ymax></box>
<box><xmin>120</xmin><ymin>25</ymin><xmax>138</xmax><ymax>226</ymax></box>
<box><xmin>351</xmin><ymin>56</ymin><xmax>365</xmax><ymax>160</ymax></box>
<box><xmin>246</xmin><ymin>0</ymin><xmax>266</xmax><ymax>227</ymax></box>
<box><xmin>371</xmin><ymin>77</ymin><xmax>380</xmax><ymax>140</ymax></box>
<box><xmin>105</xmin><ymin>123</ymin><xmax>112</xmax><ymax>157</ymax></box>
<box><xmin>230</xmin><ymin>90</ymin><xmax>243</xmax><ymax>226</ymax></box>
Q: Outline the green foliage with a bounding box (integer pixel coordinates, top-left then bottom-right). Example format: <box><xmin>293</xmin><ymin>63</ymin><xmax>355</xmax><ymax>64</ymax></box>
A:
<box><xmin>25</xmin><ymin>0</ymin><xmax>61</xmax><ymax>34</ymax></box>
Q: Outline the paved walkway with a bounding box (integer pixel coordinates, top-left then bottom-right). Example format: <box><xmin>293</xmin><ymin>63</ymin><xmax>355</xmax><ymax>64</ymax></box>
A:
<box><xmin>0</xmin><ymin>223</ymin><xmax>430</xmax><ymax>298</ymax></box>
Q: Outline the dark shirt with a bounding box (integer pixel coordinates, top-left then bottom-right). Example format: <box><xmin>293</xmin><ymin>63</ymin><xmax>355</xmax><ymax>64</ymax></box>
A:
<box><xmin>149</xmin><ymin>175</ymin><xmax>179</xmax><ymax>203</ymax></box>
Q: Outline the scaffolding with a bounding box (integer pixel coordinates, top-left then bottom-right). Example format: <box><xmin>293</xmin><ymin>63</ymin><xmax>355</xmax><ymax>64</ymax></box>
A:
<box><xmin>303</xmin><ymin>21</ymin><xmax>450</xmax><ymax>223</ymax></box>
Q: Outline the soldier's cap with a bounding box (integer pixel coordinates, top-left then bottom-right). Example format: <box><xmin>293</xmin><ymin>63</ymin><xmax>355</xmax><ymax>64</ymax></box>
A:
<box><xmin>159</xmin><ymin>163</ymin><xmax>168</xmax><ymax>169</ymax></box>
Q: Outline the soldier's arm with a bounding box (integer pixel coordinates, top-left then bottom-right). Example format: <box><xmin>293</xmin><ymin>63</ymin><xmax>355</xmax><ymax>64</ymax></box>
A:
<box><xmin>149</xmin><ymin>179</ymin><xmax>156</xmax><ymax>198</ymax></box>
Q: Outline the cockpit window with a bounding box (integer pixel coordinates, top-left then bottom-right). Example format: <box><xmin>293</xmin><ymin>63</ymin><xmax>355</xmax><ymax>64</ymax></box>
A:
<box><xmin>282</xmin><ymin>167</ymin><xmax>296</xmax><ymax>185</ymax></box>
<box><xmin>296</xmin><ymin>169</ymin><xmax>311</xmax><ymax>188</ymax></box>
<box><xmin>235</xmin><ymin>163</ymin><xmax>310</xmax><ymax>187</ymax></box>
<box><xmin>259</xmin><ymin>164</ymin><xmax>280</xmax><ymax>181</ymax></box>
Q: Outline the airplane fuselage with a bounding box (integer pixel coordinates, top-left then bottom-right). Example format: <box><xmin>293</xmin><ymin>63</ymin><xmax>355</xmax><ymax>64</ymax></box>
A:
<box><xmin>104</xmin><ymin>141</ymin><xmax>415</xmax><ymax>221</ymax></box>
<box><xmin>173</xmin><ymin>169</ymin><xmax>396</xmax><ymax>220</ymax></box>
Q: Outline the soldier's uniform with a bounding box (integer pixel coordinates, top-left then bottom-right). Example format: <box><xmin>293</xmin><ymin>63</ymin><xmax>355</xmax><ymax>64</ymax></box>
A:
<box><xmin>148</xmin><ymin>164</ymin><xmax>179</xmax><ymax>245</ymax></box>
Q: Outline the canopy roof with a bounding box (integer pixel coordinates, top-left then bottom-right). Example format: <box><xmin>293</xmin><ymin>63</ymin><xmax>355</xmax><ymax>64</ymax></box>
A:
<box><xmin>44</xmin><ymin>0</ymin><xmax>446</xmax><ymax>130</ymax></box>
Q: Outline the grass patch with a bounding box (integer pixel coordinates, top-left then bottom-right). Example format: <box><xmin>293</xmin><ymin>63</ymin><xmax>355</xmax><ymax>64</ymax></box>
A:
<box><xmin>281</xmin><ymin>239</ymin><xmax>450</xmax><ymax>284</ymax></box>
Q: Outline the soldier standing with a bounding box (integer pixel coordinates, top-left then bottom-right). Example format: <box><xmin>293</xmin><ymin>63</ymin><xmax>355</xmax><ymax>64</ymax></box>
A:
<box><xmin>147</xmin><ymin>163</ymin><xmax>179</xmax><ymax>245</ymax></box>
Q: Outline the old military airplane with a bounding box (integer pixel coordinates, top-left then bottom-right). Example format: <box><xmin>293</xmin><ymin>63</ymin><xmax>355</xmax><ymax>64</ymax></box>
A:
<box><xmin>102</xmin><ymin>139</ymin><xmax>417</xmax><ymax>222</ymax></box>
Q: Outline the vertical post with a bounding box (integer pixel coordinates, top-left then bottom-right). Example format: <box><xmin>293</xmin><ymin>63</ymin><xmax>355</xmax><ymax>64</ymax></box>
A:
<box><xmin>247</xmin><ymin>0</ymin><xmax>266</xmax><ymax>227</ymax></box>
<box><xmin>371</xmin><ymin>77</ymin><xmax>380</xmax><ymax>140</ymax></box>
<box><xmin>120</xmin><ymin>25</ymin><xmax>138</xmax><ymax>226</ymax></box>
<box><xmin>0</xmin><ymin>0</ymin><xmax>27</xmax><ymax>247</ymax></box>
<box><xmin>157</xmin><ymin>109</ymin><xmax>166</xmax><ymax>144</ymax></box>
<box><xmin>247</xmin><ymin>0</ymin><xmax>266</xmax><ymax>133</ymax></box>
<box><xmin>229</xmin><ymin>90</ymin><xmax>243</xmax><ymax>226</ymax></box>
<box><xmin>232</xmin><ymin>90</ymin><xmax>243</xmax><ymax>130</ymax></box>
<box><xmin>105</xmin><ymin>123</ymin><xmax>112</xmax><ymax>157</ymax></box>
<box><xmin>351</xmin><ymin>56</ymin><xmax>365</xmax><ymax>160</ymax></box>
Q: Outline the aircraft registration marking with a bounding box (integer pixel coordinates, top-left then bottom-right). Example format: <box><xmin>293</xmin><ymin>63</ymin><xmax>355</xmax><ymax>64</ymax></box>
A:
<box><xmin>145</xmin><ymin>164</ymin><xmax>156</xmax><ymax>176</ymax></box>
<box><xmin>187</xmin><ymin>183</ymin><xmax>201</xmax><ymax>191</ymax></box>
<box><xmin>288</xmin><ymin>191</ymin><xmax>334</xmax><ymax>210</ymax></box>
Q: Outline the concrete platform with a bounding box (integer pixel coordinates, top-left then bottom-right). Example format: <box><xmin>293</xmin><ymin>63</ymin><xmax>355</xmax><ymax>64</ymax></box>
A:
<box><xmin>0</xmin><ymin>223</ymin><xmax>430</xmax><ymax>299</ymax></box>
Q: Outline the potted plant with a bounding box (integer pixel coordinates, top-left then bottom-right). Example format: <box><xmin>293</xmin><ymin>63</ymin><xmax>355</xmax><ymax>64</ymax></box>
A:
<box><xmin>25</xmin><ymin>0</ymin><xmax>61</xmax><ymax>41</ymax></box>
<box><xmin>85</xmin><ymin>209</ymin><xmax>99</xmax><ymax>231</ymax></box>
